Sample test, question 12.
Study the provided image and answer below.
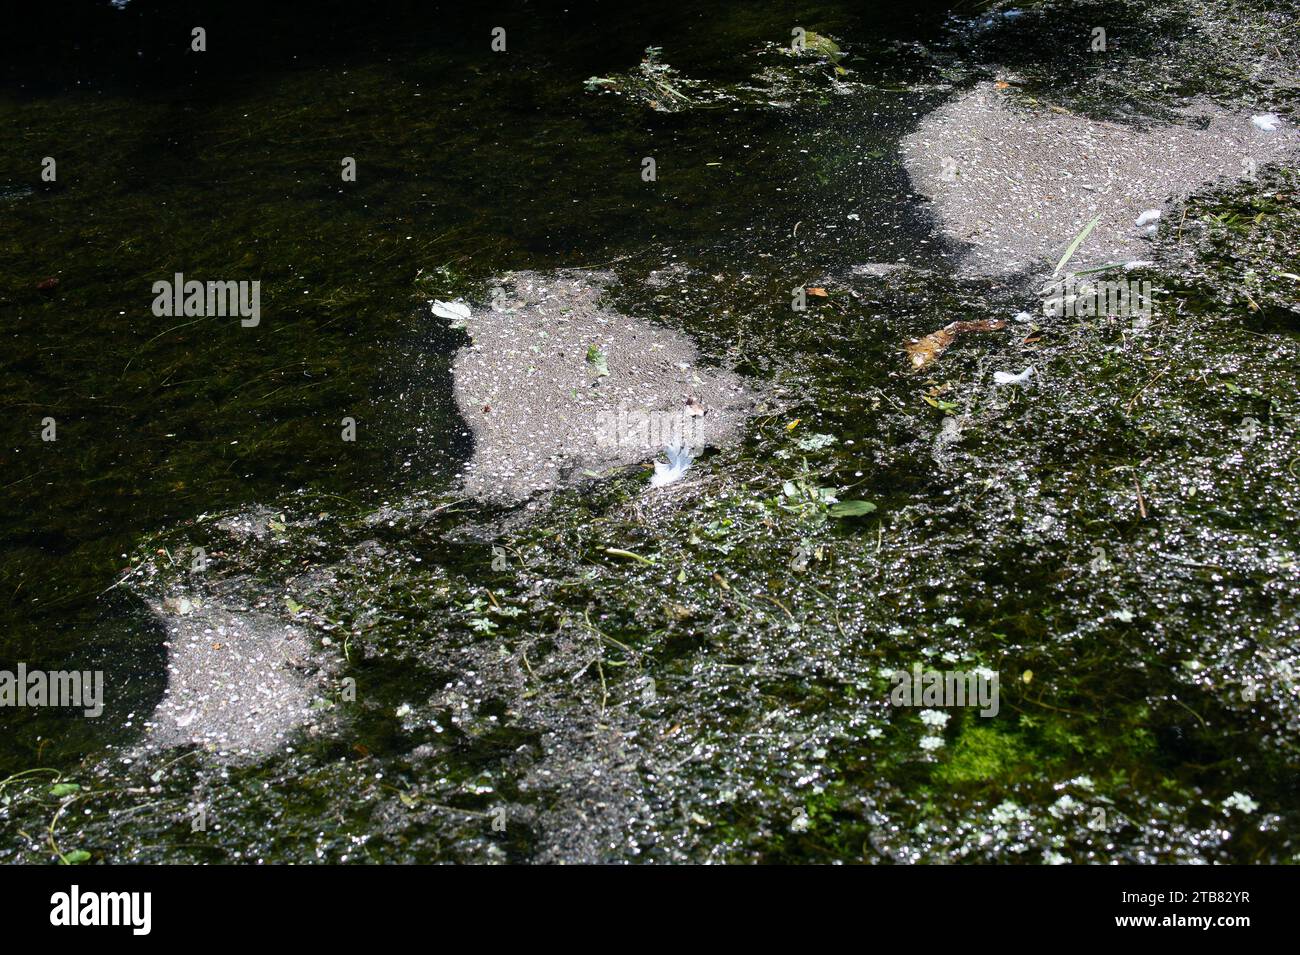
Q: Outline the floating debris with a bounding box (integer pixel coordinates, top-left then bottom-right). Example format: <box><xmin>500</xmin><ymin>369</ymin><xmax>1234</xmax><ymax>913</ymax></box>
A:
<box><xmin>828</xmin><ymin>500</ymin><xmax>877</xmax><ymax>517</ymax></box>
<box><xmin>142</xmin><ymin>597</ymin><xmax>331</xmax><ymax>760</ymax></box>
<box><xmin>902</xmin><ymin>83</ymin><xmax>1300</xmax><ymax>276</ymax></box>
<box><xmin>584</xmin><ymin>46</ymin><xmax>706</xmax><ymax>112</ymax></box>
<box><xmin>993</xmin><ymin>366</ymin><xmax>1035</xmax><ymax>386</ymax></box>
<box><xmin>450</xmin><ymin>271</ymin><xmax>757</xmax><ymax>502</ymax></box>
<box><xmin>584</xmin><ymin>37</ymin><xmax>855</xmax><ymax>114</ymax></box>
<box><xmin>904</xmin><ymin>319</ymin><xmax>1006</xmax><ymax>370</ymax></box>
<box><xmin>586</xmin><ymin>344</ymin><xmax>610</xmax><ymax>378</ymax></box>
<box><xmin>650</xmin><ymin>445</ymin><xmax>694</xmax><ymax>488</ymax></box>
<box><xmin>430</xmin><ymin>299</ymin><xmax>472</xmax><ymax>326</ymax></box>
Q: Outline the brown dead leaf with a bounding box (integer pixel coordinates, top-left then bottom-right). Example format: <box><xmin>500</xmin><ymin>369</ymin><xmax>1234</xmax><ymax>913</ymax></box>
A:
<box><xmin>904</xmin><ymin>319</ymin><xmax>1006</xmax><ymax>370</ymax></box>
<box><xmin>806</xmin><ymin>286</ymin><xmax>829</xmax><ymax>297</ymax></box>
<box><xmin>905</xmin><ymin>328</ymin><xmax>956</xmax><ymax>369</ymax></box>
<box><xmin>994</xmin><ymin>81</ymin><xmax>1011</xmax><ymax>89</ymax></box>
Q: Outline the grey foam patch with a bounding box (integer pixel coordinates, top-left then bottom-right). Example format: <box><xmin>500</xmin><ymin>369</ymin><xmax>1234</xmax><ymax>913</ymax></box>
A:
<box><xmin>142</xmin><ymin>598</ymin><xmax>326</xmax><ymax>759</ymax></box>
<box><xmin>450</xmin><ymin>270</ymin><xmax>760</xmax><ymax>503</ymax></box>
<box><xmin>903</xmin><ymin>84</ymin><xmax>1300</xmax><ymax>276</ymax></box>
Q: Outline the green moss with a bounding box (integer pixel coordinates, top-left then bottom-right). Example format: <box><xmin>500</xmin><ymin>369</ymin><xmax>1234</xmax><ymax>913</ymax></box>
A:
<box><xmin>933</xmin><ymin>723</ymin><xmax>1033</xmax><ymax>786</ymax></box>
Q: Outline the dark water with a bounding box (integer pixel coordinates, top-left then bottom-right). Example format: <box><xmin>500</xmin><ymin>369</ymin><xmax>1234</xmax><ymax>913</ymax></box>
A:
<box><xmin>0</xmin><ymin>0</ymin><xmax>955</xmax><ymax>691</ymax></box>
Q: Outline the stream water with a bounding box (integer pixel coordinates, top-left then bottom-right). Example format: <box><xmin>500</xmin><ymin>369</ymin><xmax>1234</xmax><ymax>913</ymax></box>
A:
<box><xmin>2</xmin><ymin>0</ymin><xmax>1298</xmax><ymax>863</ymax></box>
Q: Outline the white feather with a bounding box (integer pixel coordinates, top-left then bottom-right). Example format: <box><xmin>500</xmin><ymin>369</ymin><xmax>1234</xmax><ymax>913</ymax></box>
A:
<box><xmin>993</xmin><ymin>366</ymin><xmax>1035</xmax><ymax>386</ymax></box>
<box><xmin>650</xmin><ymin>446</ymin><xmax>694</xmax><ymax>488</ymax></box>
<box><xmin>430</xmin><ymin>299</ymin><xmax>472</xmax><ymax>323</ymax></box>
<box><xmin>1252</xmin><ymin>113</ymin><xmax>1281</xmax><ymax>132</ymax></box>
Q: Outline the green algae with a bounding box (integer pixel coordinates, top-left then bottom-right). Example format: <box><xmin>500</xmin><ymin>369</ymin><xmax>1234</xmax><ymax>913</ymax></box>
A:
<box><xmin>583</xmin><ymin>34</ymin><xmax>855</xmax><ymax>114</ymax></box>
<box><xmin>12</xmin><ymin>191</ymin><xmax>1297</xmax><ymax>860</ymax></box>
<box><xmin>933</xmin><ymin>723</ymin><xmax>1033</xmax><ymax>785</ymax></box>
<box><xmin>3</xmin><ymin>0</ymin><xmax>1300</xmax><ymax>863</ymax></box>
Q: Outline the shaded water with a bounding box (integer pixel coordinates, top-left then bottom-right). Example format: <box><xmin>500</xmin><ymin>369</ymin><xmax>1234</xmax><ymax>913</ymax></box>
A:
<box><xmin>0</xmin><ymin>0</ymin><xmax>952</xmax><ymax>662</ymax></box>
<box><xmin>2</xmin><ymin>0</ymin><xmax>1298</xmax><ymax>863</ymax></box>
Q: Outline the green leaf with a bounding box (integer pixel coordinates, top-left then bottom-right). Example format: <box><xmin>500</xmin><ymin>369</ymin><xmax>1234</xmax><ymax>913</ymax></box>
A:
<box><xmin>49</xmin><ymin>783</ymin><xmax>81</xmax><ymax>797</ymax></box>
<box><xmin>586</xmin><ymin>345</ymin><xmax>610</xmax><ymax>377</ymax></box>
<box><xmin>61</xmin><ymin>850</ymin><xmax>91</xmax><ymax>865</ymax></box>
<box><xmin>829</xmin><ymin>500</ymin><xmax>877</xmax><ymax>517</ymax></box>
<box><xmin>922</xmin><ymin>395</ymin><xmax>959</xmax><ymax>412</ymax></box>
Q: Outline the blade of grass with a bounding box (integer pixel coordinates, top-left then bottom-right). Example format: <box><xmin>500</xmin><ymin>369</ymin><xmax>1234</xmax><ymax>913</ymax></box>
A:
<box><xmin>605</xmin><ymin>547</ymin><xmax>654</xmax><ymax>565</ymax></box>
<box><xmin>1053</xmin><ymin>214</ymin><xmax>1102</xmax><ymax>277</ymax></box>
